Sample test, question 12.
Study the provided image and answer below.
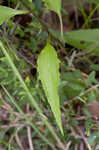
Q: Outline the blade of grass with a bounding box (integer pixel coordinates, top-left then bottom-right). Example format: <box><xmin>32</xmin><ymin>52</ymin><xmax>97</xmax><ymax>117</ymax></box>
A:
<box><xmin>8</xmin><ymin>128</ymin><xmax>19</xmax><ymax>150</ymax></box>
<box><xmin>0</xmin><ymin>141</ymin><xmax>16</xmax><ymax>150</ymax></box>
<box><xmin>82</xmin><ymin>3</ymin><xmax>99</xmax><ymax>28</ymax></box>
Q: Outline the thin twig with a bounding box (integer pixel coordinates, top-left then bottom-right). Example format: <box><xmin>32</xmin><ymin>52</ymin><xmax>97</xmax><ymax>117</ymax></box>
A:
<box><xmin>70</xmin><ymin>126</ymin><xmax>91</xmax><ymax>150</ymax></box>
<box><xmin>65</xmin><ymin>141</ymin><xmax>72</xmax><ymax>150</ymax></box>
<box><xmin>27</xmin><ymin>105</ymin><xmax>34</xmax><ymax>150</ymax></box>
<box><xmin>48</xmin><ymin>125</ymin><xmax>66</xmax><ymax>150</ymax></box>
<box><xmin>74</xmin><ymin>7</ymin><xmax>79</xmax><ymax>29</ymax></box>
<box><xmin>15</xmin><ymin>133</ymin><xmax>25</xmax><ymax>150</ymax></box>
<box><xmin>71</xmin><ymin>84</ymin><xmax>99</xmax><ymax>102</ymax></box>
<box><xmin>79</xmin><ymin>142</ymin><xmax>84</xmax><ymax>150</ymax></box>
<box><xmin>27</xmin><ymin>126</ymin><xmax>34</xmax><ymax>150</ymax></box>
<box><xmin>16</xmin><ymin>51</ymin><xmax>36</xmax><ymax>68</ymax></box>
<box><xmin>70</xmin><ymin>126</ymin><xmax>81</xmax><ymax>139</ymax></box>
<box><xmin>72</xmin><ymin>116</ymin><xmax>87</xmax><ymax>121</ymax></box>
<box><xmin>75</xmin><ymin>144</ymin><xmax>79</xmax><ymax>150</ymax></box>
<box><xmin>75</xmin><ymin>126</ymin><xmax>92</xmax><ymax>150</ymax></box>
<box><xmin>10</xmin><ymin>17</ymin><xmax>22</xmax><ymax>35</ymax></box>
<box><xmin>0</xmin><ymin>123</ymin><xmax>26</xmax><ymax>129</ymax></box>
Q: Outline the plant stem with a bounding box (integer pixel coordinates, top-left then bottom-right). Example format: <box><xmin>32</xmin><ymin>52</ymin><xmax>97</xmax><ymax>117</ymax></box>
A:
<box><xmin>58</xmin><ymin>12</ymin><xmax>64</xmax><ymax>43</ymax></box>
<box><xmin>19</xmin><ymin>0</ymin><xmax>65</xmax><ymax>49</ymax></box>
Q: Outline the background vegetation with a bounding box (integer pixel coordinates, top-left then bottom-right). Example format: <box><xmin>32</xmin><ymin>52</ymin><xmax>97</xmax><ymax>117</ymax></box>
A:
<box><xmin>0</xmin><ymin>0</ymin><xmax>99</xmax><ymax>150</ymax></box>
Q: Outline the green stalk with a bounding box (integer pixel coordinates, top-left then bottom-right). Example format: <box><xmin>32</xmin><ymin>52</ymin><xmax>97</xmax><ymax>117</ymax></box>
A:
<box><xmin>58</xmin><ymin>12</ymin><xmax>64</xmax><ymax>43</ymax></box>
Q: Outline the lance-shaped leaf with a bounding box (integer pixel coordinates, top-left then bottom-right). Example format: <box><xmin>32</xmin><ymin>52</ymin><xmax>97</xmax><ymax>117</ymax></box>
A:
<box><xmin>64</xmin><ymin>29</ymin><xmax>99</xmax><ymax>55</ymax></box>
<box><xmin>37</xmin><ymin>42</ymin><xmax>63</xmax><ymax>134</ymax></box>
<box><xmin>43</xmin><ymin>0</ymin><xmax>63</xmax><ymax>41</ymax></box>
<box><xmin>0</xmin><ymin>6</ymin><xmax>28</xmax><ymax>25</ymax></box>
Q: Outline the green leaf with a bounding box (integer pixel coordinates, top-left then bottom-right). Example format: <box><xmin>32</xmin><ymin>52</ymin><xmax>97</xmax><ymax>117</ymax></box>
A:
<box><xmin>85</xmin><ymin>71</ymin><xmax>96</xmax><ymax>86</ymax></box>
<box><xmin>28</xmin><ymin>0</ymin><xmax>32</xmax><ymax>2</ymax></box>
<box><xmin>43</xmin><ymin>0</ymin><xmax>61</xmax><ymax>15</ymax></box>
<box><xmin>0</xmin><ymin>6</ymin><xmax>28</xmax><ymax>25</ymax></box>
<box><xmin>90</xmin><ymin>64</ymin><xmax>99</xmax><ymax>71</ymax></box>
<box><xmin>64</xmin><ymin>29</ymin><xmax>99</xmax><ymax>55</ymax></box>
<box><xmin>60</xmin><ymin>70</ymin><xmax>85</xmax><ymax>100</ymax></box>
<box><xmin>43</xmin><ymin>0</ymin><xmax>63</xmax><ymax>41</ymax></box>
<box><xmin>37</xmin><ymin>42</ymin><xmax>63</xmax><ymax>134</ymax></box>
<box><xmin>88</xmin><ymin>132</ymin><xmax>99</xmax><ymax>144</ymax></box>
<box><xmin>87</xmin><ymin>92</ymin><xmax>96</xmax><ymax>104</ymax></box>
